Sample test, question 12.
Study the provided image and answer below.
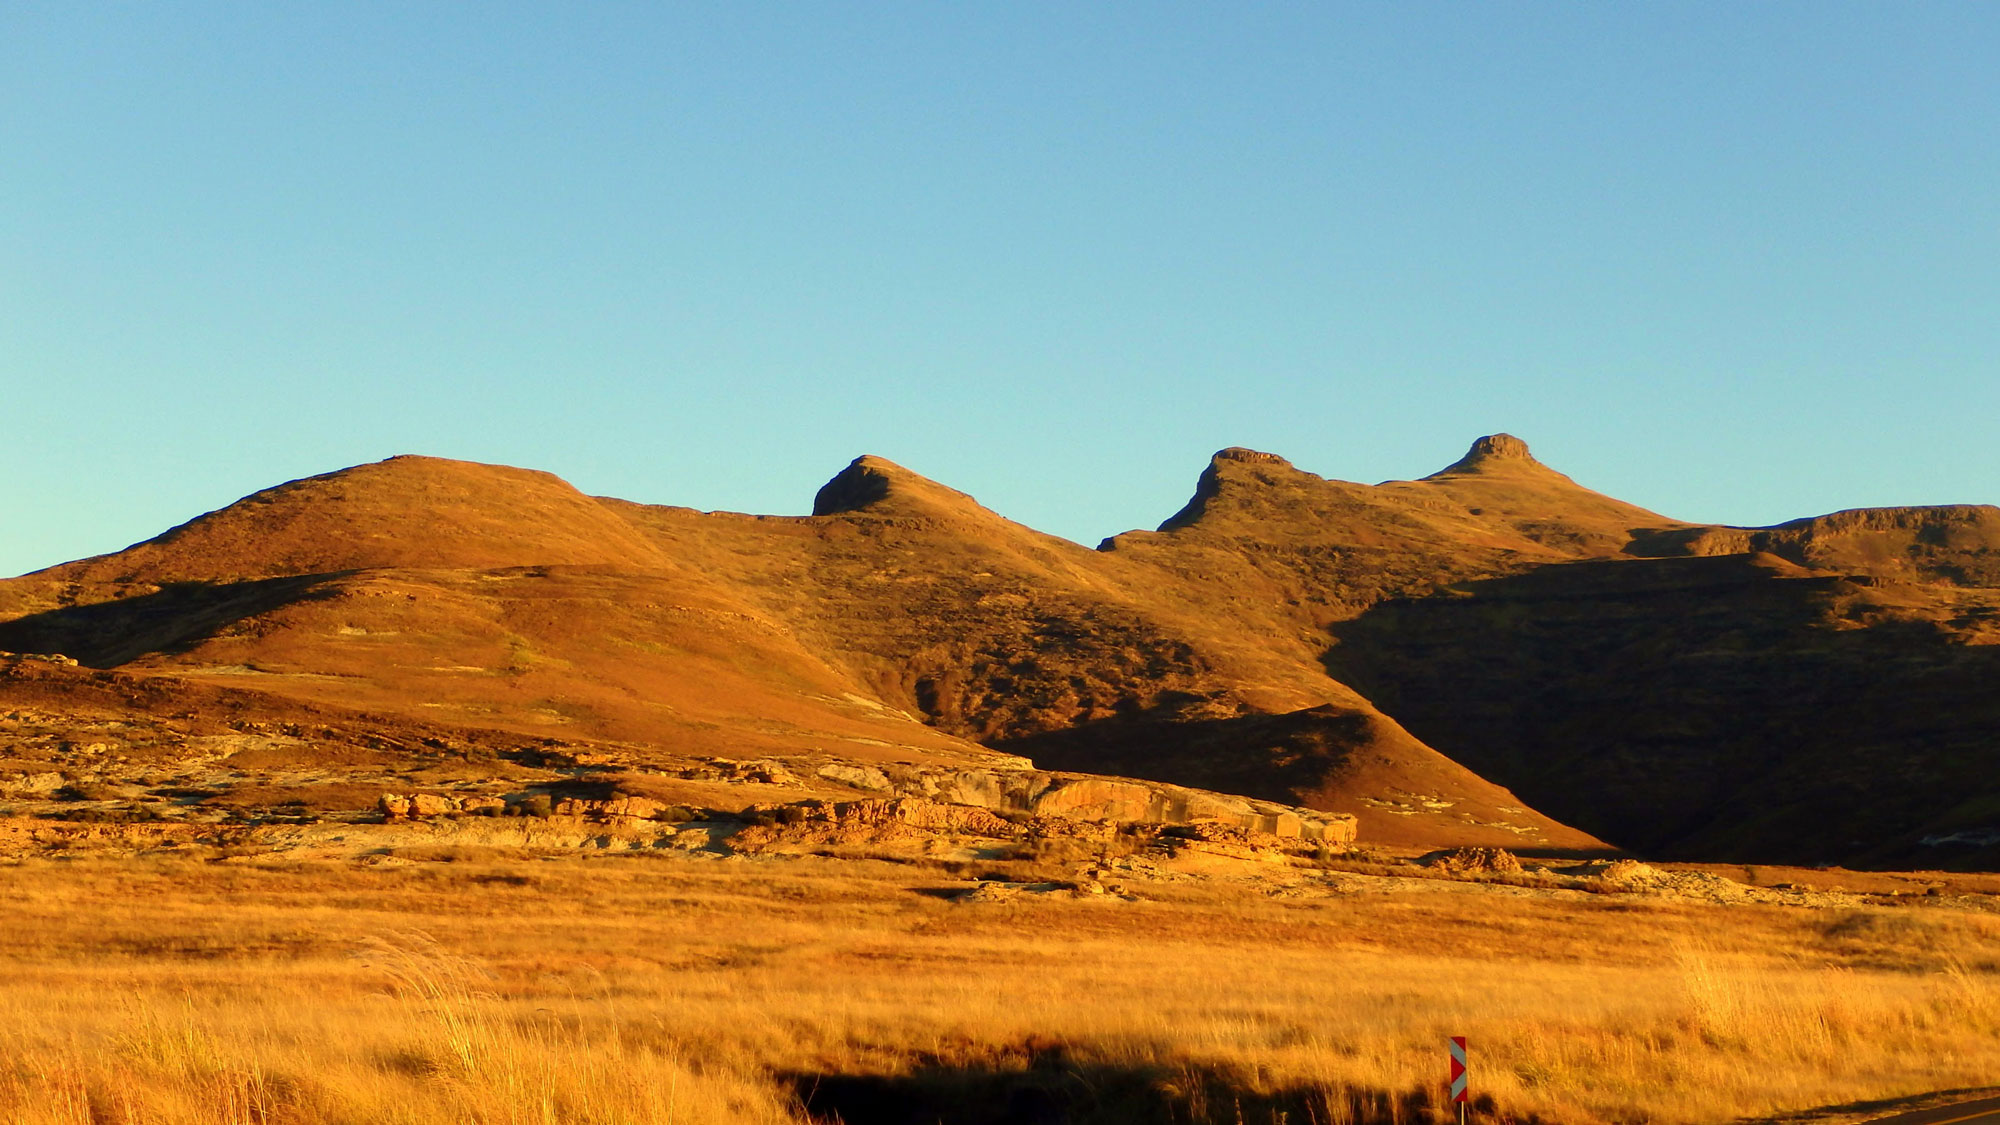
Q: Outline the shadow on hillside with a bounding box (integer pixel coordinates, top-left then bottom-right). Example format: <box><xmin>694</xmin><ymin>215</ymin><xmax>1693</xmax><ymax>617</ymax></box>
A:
<box><xmin>0</xmin><ymin>573</ymin><xmax>349</xmax><ymax>668</ymax></box>
<box><xmin>1321</xmin><ymin>559</ymin><xmax>2000</xmax><ymax>866</ymax></box>
<box><xmin>997</xmin><ymin>706</ymin><xmax>1623</xmax><ymax>862</ymax></box>
<box><xmin>791</xmin><ymin>1048</ymin><xmax>1508</xmax><ymax>1125</ymax></box>
<box><xmin>995</xmin><ymin>705</ymin><xmax>1375</xmax><ymax>809</ymax></box>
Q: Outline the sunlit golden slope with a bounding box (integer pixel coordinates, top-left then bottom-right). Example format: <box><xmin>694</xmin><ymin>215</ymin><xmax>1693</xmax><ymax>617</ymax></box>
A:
<box><xmin>9</xmin><ymin>434</ymin><xmax>2000</xmax><ymax>862</ymax></box>
<box><xmin>0</xmin><ymin>445</ymin><xmax>1596</xmax><ymax>850</ymax></box>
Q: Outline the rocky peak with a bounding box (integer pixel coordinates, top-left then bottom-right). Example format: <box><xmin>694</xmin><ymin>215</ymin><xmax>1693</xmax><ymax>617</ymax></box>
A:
<box><xmin>1156</xmin><ymin>448</ymin><xmax>1298</xmax><ymax>532</ymax></box>
<box><xmin>811</xmin><ymin>455</ymin><xmax>988</xmax><ymax>520</ymax></box>
<box><xmin>1429</xmin><ymin>434</ymin><xmax>1543</xmax><ymax>477</ymax></box>
<box><xmin>812</xmin><ymin>456</ymin><xmax>899</xmax><ymax>516</ymax></box>
<box><xmin>1212</xmin><ymin>447</ymin><xmax>1293</xmax><ymax>469</ymax></box>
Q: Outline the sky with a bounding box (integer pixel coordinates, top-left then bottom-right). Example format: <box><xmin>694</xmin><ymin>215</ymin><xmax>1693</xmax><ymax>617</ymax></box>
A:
<box><xmin>3</xmin><ymin>2</ymin><xmax>1997</xmax><ymax>578</ymax></box>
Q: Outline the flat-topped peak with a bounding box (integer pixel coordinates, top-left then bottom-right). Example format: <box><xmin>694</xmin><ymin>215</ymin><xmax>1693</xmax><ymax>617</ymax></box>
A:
<box><xmin>1211</xmin><ymin>447</ymin><xmax>1293</xmax><ymax>469</ymax></box>
<box><xmin>1468</xmin><ymin>433</ymin><xmax>1534</xmax><ymax>460</ymax></box>
<box><xmin>1431</xmin><ymin>434</ymin><xmax>1540</xmax><ymax>476</ymax></box>
<box><xmin>1153</xmin><ymin>449</ymin><xmax>1305</xmax><ymax>532</ymax></box>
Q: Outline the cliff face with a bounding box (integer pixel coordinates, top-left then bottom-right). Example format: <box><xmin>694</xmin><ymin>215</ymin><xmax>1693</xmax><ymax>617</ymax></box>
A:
<box><xmin>4</xmin><ymin>436</ymin><xmax>1999</xmax><ymax>866</ymax></box>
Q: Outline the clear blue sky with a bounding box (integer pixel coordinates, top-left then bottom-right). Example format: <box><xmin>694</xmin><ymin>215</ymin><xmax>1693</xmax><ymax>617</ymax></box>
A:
<box><xmin>4</xmin><ymin>3</ymin><xmax>1996</xmax><ymax>577</ymax></box>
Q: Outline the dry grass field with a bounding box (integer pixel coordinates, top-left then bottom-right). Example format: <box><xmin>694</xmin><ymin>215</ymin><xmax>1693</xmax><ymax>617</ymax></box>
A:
<box><xmin>2</xmin><ymin>846</ymin><xmax>1997</xmax><ymax>1124</ymax></box>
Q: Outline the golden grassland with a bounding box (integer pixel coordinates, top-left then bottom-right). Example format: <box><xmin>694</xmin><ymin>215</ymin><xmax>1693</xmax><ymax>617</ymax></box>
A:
<box><xmin>1</xmin><ymin>847</ymin><xmax>1998</xmax><ymax>1124</ymax></box>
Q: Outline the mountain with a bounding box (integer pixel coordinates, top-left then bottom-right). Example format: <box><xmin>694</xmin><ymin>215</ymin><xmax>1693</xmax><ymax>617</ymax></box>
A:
<box><xmin>4</xmin><ymin>436</ymin><xmax>1998</xmax><ymax>866</ymax></box>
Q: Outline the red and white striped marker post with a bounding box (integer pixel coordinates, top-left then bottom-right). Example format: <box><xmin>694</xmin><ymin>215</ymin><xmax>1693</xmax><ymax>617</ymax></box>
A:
<box><xmin>1448</xmin><ymin>1036</ymin><xmax>1468</xmax><ymax>1124</ymax></box>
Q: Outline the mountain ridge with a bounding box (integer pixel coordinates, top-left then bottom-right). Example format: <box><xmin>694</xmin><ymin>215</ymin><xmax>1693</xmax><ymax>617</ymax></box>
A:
<box><xmin>4</xmin><ymin>435</ymin><xmax>1998</xmax><ymax>865</ymax></box>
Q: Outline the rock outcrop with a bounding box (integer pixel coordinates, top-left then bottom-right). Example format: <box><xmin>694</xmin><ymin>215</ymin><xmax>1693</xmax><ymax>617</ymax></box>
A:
<box><xmin>884</xmin><ymin>766</ymin><xmax>1356</xmax><ymax>842</ymax></box>
<box><xmin>380</xmin><ymin>760</ymin><xmax>1359</xmax><ymax>844</ymax></box>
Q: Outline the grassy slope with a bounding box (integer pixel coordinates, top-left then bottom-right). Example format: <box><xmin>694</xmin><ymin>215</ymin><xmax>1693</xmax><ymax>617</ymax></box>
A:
<box><xmin>5</xmin><ymin>436</ymin><xmax>1999</xmax><ymax>861</ymax></box>
<box><xmin>0</xmin><ymin>448</ymin><xmax>1603</xmax><ymax>850</ymax></box>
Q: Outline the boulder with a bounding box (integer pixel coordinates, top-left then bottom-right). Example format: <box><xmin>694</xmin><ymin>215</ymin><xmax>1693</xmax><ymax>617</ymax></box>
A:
<box><xmin>747</xmin><ymin>762</ymin><xmax>795</xmax><ymax>785</ymax></box>
<box><xmin>817</xmin><ymin>763</ymin><xmax>892</xmax><ymax>792</ymax></box>
<box><xmin>601</xmin><ymin>795</ymin><xmax>667</xmax><ymax>820</ymax></box>
<box><xmin>0</xmin><ymin>771</ymin><xmax>66</xmax><ymax>797</ymax></box>
<box><xmin>1031</xmin><ymin>779</ymin><xmax>1156</xmax><ymax>822</ymax></box>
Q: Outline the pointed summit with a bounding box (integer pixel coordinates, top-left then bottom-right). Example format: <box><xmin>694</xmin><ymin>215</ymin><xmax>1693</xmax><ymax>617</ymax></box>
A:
<box><xmin>1401</xmin><ymin>434</ymin><xmax>1683</xmax><ymax>553</ymax></box>
<box><xmin>811</xmin><ymin>455</ymin><xmax>987</xmax><ymax>519</ymax></box>
<box><xmin>1428</xmin><ymin>433</ymin><xmax>1541</xmax><ymax>476</ymax></box>
<box><xmin>812</xmin><ymin>455</ymin><xmax>899</xmax><ymax>515</ymax></box>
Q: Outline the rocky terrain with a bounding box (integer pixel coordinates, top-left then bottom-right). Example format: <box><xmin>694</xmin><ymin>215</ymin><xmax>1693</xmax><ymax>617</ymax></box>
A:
<box><xmin>3</xmin><ymin>434</ymin><xmax>1998</xmax><ymax>867</ymax></box>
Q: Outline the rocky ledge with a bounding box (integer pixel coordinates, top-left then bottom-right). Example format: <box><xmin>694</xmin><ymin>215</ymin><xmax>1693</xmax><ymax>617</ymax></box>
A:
<box><xmin>380</xmin><ymin>758</ymin><xmax>1358</xmax><ymax>844</ymax></box>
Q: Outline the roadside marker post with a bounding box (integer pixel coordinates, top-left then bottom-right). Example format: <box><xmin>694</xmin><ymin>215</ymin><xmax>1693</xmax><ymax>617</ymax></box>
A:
<box><xmin>1449</xmin><ymin>1036</ymin><xmax>1468</xmax><ymax>1124</ymax></box>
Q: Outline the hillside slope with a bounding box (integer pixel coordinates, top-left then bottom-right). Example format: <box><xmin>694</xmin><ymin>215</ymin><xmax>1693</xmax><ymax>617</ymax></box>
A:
<box><xmin>0</xmin><ymin>449</ymin><xmax>1598</xmax><ymax>853</ymax></box>
<box><xmin>8</xmin><ymin>436</ymin><xmax>1999</xmax><ymax>865</ymax></box>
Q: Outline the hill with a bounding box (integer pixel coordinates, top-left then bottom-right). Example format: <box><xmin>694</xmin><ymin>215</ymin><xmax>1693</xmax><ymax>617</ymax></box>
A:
<box><xmin>4</xmin><ymin>435</ymin><xmax>1999</xmax><ymax>865</ymax></box>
